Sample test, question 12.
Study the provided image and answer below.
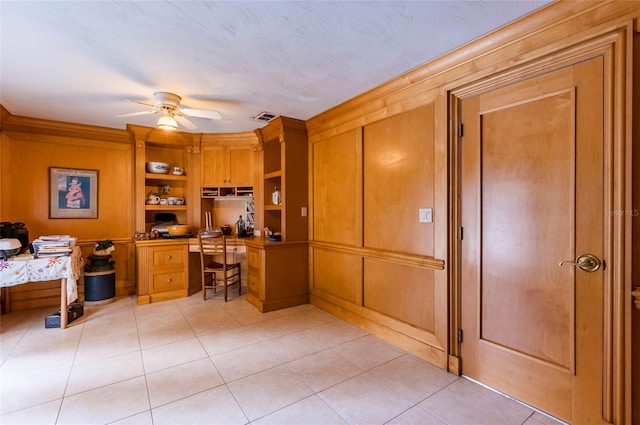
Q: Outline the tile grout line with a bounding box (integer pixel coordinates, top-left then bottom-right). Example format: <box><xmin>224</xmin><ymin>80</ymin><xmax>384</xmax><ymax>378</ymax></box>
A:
<box><xmin>55</xmin><ymin>314</ymin><xmax>87</xmax><ymax>425</ymax></box>
<box><xmin>182</xmin><ymin>297</ymin><xmax>252</xmax><ymax>424</ymax></box>
<box><xmin>460</xmin><ymin>375</ymin><xmax>567</xmax><ymax>424</ymax></box>
<box><xmin>410</xmin><ymin>376</ymin><xmax>463</xmax><ymax>425</ymax></box>
<box><xmin>133</xmin><ymin>297</ymin><xmax>155</xmax><ymax>425</ymax></box>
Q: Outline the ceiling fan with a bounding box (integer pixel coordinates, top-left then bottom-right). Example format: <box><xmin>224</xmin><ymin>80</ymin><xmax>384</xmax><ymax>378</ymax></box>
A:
<box><xmin>117</xmin><ymin>92</ymin><xmax>222</xmax><ymax>130</ymax></box>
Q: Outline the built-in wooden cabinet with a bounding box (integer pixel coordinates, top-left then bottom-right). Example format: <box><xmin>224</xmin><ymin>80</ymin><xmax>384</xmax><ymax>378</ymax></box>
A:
<box><xmin>136</xmin><ymin>240</ymin><xmax>188</xmax><ymax>304</ymax></box>
<box><xmin>129</xmin><ymin>125</ymin><xmax>199</xmax><ymax>305</ymax></box>
<box><xmin>129</xmin><ymin>125</ymin><xmax>200</xmax><ymax>234</ymax></box>
<box><xmin>245</xmin><ymin>116</ymin><xmax>309</xmax><ymax>312</ymax></box>
<box><xmin>144</xmin><ymin>172</ymin><xmax>188</xmax><ymax>228</ymax></box>
<box><xmin>199</xmin><ymin>132</ymin><xmax>258</xmax><ymax>233</ymax></box>
<box><xmin>202</xmin><ymin>136</ymin><xmax>255</xmax><ymax>187</ymax></box>
<box><xmin>254</xmin><ymin>117</ymin><xmax>308</xmax><ymax>241</ymax></box>
<box><xmin>245</xmin><ymin>241</ymin><xmax>308</xmax><ymax>312</ymax></box>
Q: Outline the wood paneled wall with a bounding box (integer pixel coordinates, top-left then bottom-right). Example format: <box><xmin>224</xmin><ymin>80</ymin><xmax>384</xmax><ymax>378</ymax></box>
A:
<box><xmin>310</xmin><ymin>102</ymin><xmax>447</xmax><ymax>367</ymax></box>
<box><xmin>307</xmin><ymin>2</ymin><xmax>639</xmax><ymax>421</ymax></box>
<box><xmin>312</xmin><ymin>129</ymin><xmax>360</xmax><ymax>246</ymax></box>
<box><xmin>363</xmin><ymin>105</ymin><xmax>434</xmax><ymax>256</ymax></box>
<box><xmin>1</xmin><ymin>112</ymin><xmax>136</xmax><ymax>308</ymax></box>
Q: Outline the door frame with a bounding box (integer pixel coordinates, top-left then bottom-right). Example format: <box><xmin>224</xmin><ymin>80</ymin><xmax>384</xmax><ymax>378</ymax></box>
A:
<box><xmin>447</xmin><ymin>28</ymin><xmax>632</xmax><ymax>423</ymax></box>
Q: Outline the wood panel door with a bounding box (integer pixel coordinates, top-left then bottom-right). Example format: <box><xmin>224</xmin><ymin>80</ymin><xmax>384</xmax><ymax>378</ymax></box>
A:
<box><xmin>228</xmin><ymin>145</ymin><xmax>254</xmax><ymax>186</ymax></box>
<box><xmin>202</xmin><ymin>145</ymin><xmax>226</xmax><ymax>186</ymax></box>
<box><xmin>459</xmin><ymin>57</ymin><xmax>605</xmax><ymax>423</ymax></box>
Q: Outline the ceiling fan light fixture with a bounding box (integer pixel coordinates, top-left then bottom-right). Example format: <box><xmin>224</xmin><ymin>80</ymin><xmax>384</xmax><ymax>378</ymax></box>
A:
<box><xmin>157</xmin><ymin>113</ymin><xmax>178</xmax><ymax>131</ymax></box>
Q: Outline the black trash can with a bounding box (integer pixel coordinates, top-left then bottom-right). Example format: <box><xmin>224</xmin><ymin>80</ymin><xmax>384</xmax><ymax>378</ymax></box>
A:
<box><xmin>84</xmin><ymin>254</ymin><xmax>116</xmax><ymax>306</ymax></box>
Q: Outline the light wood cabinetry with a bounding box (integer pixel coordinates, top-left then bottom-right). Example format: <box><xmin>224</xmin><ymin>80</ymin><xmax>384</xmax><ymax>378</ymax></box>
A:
<box><xmin>144</xmin><ymin>173</ymin><xmax>188</xmax><ymax>225</ymax></box>
<box><xmin>136</xmin><ymin>240</ymin><xmax>188</xmax><ymax>304</ymax></box>
<box><xmin>245</xmin><ymin>117</ymin><xmax>309</xmax><ymax>312</ymax></box>
<box><xmin>199</xmin><ymin>132</ymin><xmax>258</xmax><ymax>234</ymax></box>
<box><xmin>201</xmin><ymin>134</ymin><xmax>256</xmax><ymax>187</ymax></box>
<box><xmin>129</xmin><ymin>125</ymin><xmax>200</xmax><ymax>304</ymax></box>
<box><xmin>129</xmin><ymin>125</ymin><xmax>200</xmax><ymax>234</ymax></box>
<box><xmin>254</xmin><ymin>117</ymin><xmax>308</xmax><ymax>241</ymax></box>
<box><xmin>245</xmin><ymin>241</ymin><xmax>308</xmax><ymax>312</ymax></box>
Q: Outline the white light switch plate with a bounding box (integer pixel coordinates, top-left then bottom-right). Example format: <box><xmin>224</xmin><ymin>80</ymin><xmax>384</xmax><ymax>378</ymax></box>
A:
<box><xmin>419</xmin><ymin>208</ymin><xmax>433</xmax><ymax>223</ymax></box>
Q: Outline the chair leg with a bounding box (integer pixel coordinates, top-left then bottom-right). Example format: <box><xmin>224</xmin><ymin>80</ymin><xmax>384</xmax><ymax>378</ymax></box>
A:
<box><xmin>223</xmin><ymin>275</ymin><xmax>228</xmax><ymax>302</ymax></box>
<box><xmin>238</xmin><ymin>267</ymin><xmax>242</xmax><ymax>297</ymax></box>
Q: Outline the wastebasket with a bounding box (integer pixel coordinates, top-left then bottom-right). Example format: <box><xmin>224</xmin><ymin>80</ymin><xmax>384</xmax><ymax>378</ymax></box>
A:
<box><xmin>84</xmin><ymin>254</ymin><xmax>115</xmax><ymax>306</ymax></box>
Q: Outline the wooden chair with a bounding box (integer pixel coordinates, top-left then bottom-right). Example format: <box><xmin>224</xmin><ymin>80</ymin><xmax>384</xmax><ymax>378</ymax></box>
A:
<box><xmin>198</xmin><ymin>232</ymin><xmax>241</xmax><ymax>301</ymax></box>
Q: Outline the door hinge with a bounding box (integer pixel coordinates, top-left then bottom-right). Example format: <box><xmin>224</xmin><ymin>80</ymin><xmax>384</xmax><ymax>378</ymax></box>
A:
<box><xmin>632</xmin><ymin>286</ymin><xmax>640</xmax><ymax>310</ymax></box>
<box><xmin>458</xmin><ymin>123</ymin><xmax>464</xmax><ymax>138</ymax></box>
<box><xmin>458</xmin><ymin>227</ymin><xmax>464</xmax><ymax>240</ymax></box>
<box><xmin>458</xmin><ymin>329</ymin><xmax>463</xmax><ymax>343</ymax></box>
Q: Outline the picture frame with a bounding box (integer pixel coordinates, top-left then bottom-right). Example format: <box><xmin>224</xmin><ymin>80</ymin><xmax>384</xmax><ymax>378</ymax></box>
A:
<box><xmin>49</xmin><ymin>167</ymin><xmax>98</xmax><ymax>219</ymax></box>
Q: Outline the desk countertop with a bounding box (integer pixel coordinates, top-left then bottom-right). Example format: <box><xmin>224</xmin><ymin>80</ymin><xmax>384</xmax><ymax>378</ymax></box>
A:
<box><xmin>134</xmin><ymin>236</ymin><xmax>308</xmax><ymax>249</ymax></box>
<box><xmin>134</xmin><ymin>236</ymin><xmax>250</xmax><ymax>247</ymax></box>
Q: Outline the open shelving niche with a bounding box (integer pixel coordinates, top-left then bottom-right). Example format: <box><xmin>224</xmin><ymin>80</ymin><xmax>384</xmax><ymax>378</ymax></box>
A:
<box><xmin>200</xmin><ymin>186</ymin><xmax>254</xmax><ymax>232</ymax></box>
<box><xmin>145</xmin><ymin>174</ymin><xmax>188</xmax><ymax>224</ymax></box>
<box><xmin>252</xmin><ymin>116</ymin><xmax>308</xmax><ymax>242</ymax></box>
<box><xmin>244</xmin><ymin>116</ymin><xmax>309</xmax><ymax>313</ymax></box>
<box><xmin>130</xmin><ymin>124</ymin><xmax>200</xmax><ymax>234</ymax></box>
<box><xmin>261</xmin><ymin>134</ymin><xmax>283</xmax><ymax>236</ymax></box>
<box><xmin>144</xmin><ymin>165</ymin><xmax>188</xmax><ymax>230</ymax></box>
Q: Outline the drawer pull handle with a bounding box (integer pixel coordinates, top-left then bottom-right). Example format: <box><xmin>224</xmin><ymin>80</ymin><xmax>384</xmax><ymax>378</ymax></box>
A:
<box><xmin>167</xmin><ymin>278</ymin><xmax>172</xmax><ymax>282</ymax></box>
<box><xmin>167</xmin><ymin>255</ymin><xmax>172</xmax><ymax>260</ymax></box>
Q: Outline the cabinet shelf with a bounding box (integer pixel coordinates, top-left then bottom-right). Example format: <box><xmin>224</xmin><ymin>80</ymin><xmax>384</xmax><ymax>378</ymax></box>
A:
<box><xmin>145</xmin><ymin>173</ymin><xmax>187</xmax><ymax>181</ymax></box>
<box><xmin>145</xmin><ymin>205</ymin><xmax>188</xmax><ymax>211</ymax></box>
<box><xmin>255</xmin><ymin>116</ymin><xmax>308</xmax><ymax>242</ymax></box>
<box><xmin>203</xmin><ymin>196</ymin><xmax>254</xmax><ymax>201</ymax></box>
<box><xmin>264</xmin><ymin>170</ymin><xmax>282</xmax><ymax>180</ymax></box>
<box><xmin>202</xmin><ymin>186</ymin><xmax>253</xmax><ymax>199</ymax></box>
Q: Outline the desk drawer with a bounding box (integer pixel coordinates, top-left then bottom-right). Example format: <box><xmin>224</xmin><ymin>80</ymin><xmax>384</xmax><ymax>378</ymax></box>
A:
<box><xmin>247</xmin><ymin>247</ymin><xmax>262</xmax><ymax>269</ymax></box>
<box><xmin>247</xmin><ymin>268</ymin><xmax>262</xmax><ymax>299</ymax></box>
<box><xmin>151</xmin><ymin>270</ymin><xmax>187</xmax><ymax>293</ymax></box>
<box><xmin>152</xmin><ymin>247</ymin><xmax>186</xmax><ymax>268</ymax></box>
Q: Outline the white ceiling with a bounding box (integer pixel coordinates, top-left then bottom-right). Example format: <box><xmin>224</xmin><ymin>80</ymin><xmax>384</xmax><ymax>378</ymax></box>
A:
<box><xmin>1</xmin><ymin>1</ymin><xmax>552</xmax><ymax>133</ymax></box>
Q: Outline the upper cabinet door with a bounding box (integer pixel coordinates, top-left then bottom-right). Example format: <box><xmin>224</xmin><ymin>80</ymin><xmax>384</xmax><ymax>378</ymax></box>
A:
<box><xmin>202</xmin><ymin>144</ymin><xmax>254</xmax><ymax>187</ymax></box>
<box><xmin>228</xmin><ymin>145</ymin><xmax>254</xmax><ymax>186</ymax></box>
<box><xmin>202</xmin><ymin>145</ymin><xmax>227</xmax><ymax>186</ymax></box>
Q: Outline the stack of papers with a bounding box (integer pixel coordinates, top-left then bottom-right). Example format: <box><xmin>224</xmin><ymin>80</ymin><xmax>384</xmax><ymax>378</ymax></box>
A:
<box><xmin>33</xmin><ymin>235</ymin><xmax>77</xmax><ymax>257</ymax></box>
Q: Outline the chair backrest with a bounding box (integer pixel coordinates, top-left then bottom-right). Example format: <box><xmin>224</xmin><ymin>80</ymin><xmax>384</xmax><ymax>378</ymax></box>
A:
<box><xmin>198</xmin><ymin>232</ymin><xmax>228</xmax><ymax>267</ymax></box>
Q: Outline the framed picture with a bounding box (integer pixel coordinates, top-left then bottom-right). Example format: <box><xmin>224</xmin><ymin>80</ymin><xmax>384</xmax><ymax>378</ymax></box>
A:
<box><xmin>49</xmin><ymin>167</ymin><xmax>98</xmax><ymax>219</ymax></box>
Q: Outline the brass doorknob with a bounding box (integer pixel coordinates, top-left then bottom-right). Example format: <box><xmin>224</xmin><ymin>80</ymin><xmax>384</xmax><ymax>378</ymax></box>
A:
<box><xmin>559</xmin><ymin>254</ymin><xmax>601</xmax><ymax>272</ymax></box>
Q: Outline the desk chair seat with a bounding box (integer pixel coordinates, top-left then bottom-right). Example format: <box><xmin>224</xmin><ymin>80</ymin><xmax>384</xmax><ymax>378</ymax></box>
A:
<box><xmin>198</xmin><ymin>233</ymin><xmax>241</xmax><ymax>301</ymax></box>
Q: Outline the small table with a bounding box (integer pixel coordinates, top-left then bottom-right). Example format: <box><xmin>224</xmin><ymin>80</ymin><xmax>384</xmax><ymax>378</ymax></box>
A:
<box><xmin>0</xmin><ymin>247</ymin><xmax>84</xmax><ymax>328</ymax></box>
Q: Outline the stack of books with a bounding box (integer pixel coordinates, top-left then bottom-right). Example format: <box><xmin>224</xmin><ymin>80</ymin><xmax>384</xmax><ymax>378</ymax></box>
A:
<box><xmin>33</xmin><ymin>235</ymin><xmax>76</xmax><ymax>257</ymax></box>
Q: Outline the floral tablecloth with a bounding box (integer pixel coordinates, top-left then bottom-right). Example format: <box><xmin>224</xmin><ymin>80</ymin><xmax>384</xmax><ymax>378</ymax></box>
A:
<box><xmin>0</xmin><ymin>246</ymin><xmax>83</xmax><ymax>304</ymax></box>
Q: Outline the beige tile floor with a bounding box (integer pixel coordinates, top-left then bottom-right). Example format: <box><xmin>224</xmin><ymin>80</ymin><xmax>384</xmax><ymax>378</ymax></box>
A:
<box><xmin>0</xmin><ymin>292</ymin><xmax>565</xmax><ymax>425</ymax></box>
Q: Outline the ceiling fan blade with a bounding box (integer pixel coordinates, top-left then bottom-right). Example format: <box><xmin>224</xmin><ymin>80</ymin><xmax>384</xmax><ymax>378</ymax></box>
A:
<box><xmin>174</xmin><ymin>114</ymin><xmax>198</xmax><ymax>130</ymax></box>
<box><xmin>123</xmin><ymin>98</ymin><xmax>157</xmax><ymax>108</ymax></box>
<box><xmin>116</xmin><ymin>110</ymin><xmax>155</xmax><ymax>117</ymax></box>
<box><xmin>180</xmin><ymin>108</ymin><xmax>222</xmax><ymax>120</ymax></box>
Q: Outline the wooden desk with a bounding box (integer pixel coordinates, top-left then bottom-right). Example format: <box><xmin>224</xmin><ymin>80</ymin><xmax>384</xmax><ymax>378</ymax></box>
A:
<box><xmin>0</xmin><ymin>247</ymin><xmax>84</xmax><ymax>328</ymax></box>
<box><xmin>135</xmin><ymin>237</ymin><xmax>249</xmax><ymax>304</ymax></box>
<box><xmin>243</xmin><ymin>238</ymin><xmax>308</xmax><ymax>312</ymax></box>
